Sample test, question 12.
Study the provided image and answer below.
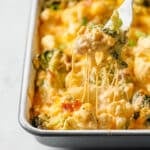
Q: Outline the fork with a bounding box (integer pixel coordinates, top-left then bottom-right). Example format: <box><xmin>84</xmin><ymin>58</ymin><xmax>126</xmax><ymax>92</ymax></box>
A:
<box><xmin>104</xmin><ymin>0</ymin><xmax>133</xmax><ymax>31</ymax></box>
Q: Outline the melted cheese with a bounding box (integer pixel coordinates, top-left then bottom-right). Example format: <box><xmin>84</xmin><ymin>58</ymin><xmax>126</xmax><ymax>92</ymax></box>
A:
<box><xmin>31</xmin><ymin>0</ymin><xmax>150</xmax><ymax>130</ymax></box>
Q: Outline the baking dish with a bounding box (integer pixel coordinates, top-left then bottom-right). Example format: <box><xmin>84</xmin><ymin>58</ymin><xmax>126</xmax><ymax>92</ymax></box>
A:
<box><xmin>19</xmin><ymin>0</ymin><xmax>150</xmax><ymax>148</ymax></box>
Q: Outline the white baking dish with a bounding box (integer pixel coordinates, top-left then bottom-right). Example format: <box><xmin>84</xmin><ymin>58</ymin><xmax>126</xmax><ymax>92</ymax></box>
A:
<box><xmin>18</xmin><ymin>0</ymin><xmax>150</xmax><ymax>148</ymax></box>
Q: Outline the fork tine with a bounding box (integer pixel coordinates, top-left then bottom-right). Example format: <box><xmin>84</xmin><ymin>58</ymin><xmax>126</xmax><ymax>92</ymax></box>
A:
<box><xmin>118</xmin><ymin>0</ymin><xmax>133</xmax><ymax>31</ymax></box>
<box><xmin>104</xmin><ymin>0</ymin><xmax>133</xmax><ymax>31</ymax></box>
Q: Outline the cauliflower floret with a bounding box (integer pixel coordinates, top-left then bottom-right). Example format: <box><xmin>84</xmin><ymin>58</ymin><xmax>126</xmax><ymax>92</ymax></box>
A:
<box><xmin>63</xmin><ymin>117</ymin><xmax>78</xmax><ymax>130</ymax></box>
<box><xmin>115</xmin><ymin>117</ymin><xmax>127</xmax><ymax>129</ymax></box>
<box><xmin>134</xmin><ymin>36</ymin><xmax>150</xmax><ymax>91</ymax></box>
<box><xmin>74</xmin><ymin>26</ymin><xmax>116</xmax><ymax>54</ymax></box>
<box><xmin>40</xmin><ymin>9</ymin><xmax>51</xmax><ymax>22</ymax></box>
<box><xmin>67</xmin><ymin>85</ymin><xmax>97</xmax><ymax>104</ymax></box>
<box><xmin>99</xmin><ymin>83</ymin><xmax>134</xmax><ymax>103</ymax></box>
<box><xmin>67</xmin><ymin>87</ymin><xmax>84</xmax><ymax>100</ymax></box>
<box><xmin>98</xmin><ymin>99</ymin><xmax>133</xmax><ymax>129</ymax></box>
<box><xmin>40</xmin><ymin>8</ymin><xmax>60</xmax><ymax>22</ymax></box>
<box><xmin>132</xmin><ymin>90</ymin><xmax>150</xmax><ymax>111</ymax></box>
<box><xmin>134</xmin><ymin>56</ymin><xmax>150</xmax><ymax>83</ymax></box>
<box><xmin>97</xmin><ymin>113</ymin><xmax>116</xmax><ymax>129</ymax></box>
<box><xmin>41</xmin><ymin>35</ymin><xmax>56</xmax><ymax>50</ymax></box>
<box><xmin>36</xmin><ymin>70</ymin><xmax>58</xmax><ymax>102</ymax></box>
<box><xmin>137</xmin><ymin>36</ymin><xmax>150</xmax><ymax>50</ymax></box>
<box><xmin>107</xmin><ymin>99</ymin><xmax>133</xmax><ymax>118</ymax></box>
<box><xmin>73</xmin><ymin>103</ymin><xmax>97</xmax><ymax>129</ymax></box>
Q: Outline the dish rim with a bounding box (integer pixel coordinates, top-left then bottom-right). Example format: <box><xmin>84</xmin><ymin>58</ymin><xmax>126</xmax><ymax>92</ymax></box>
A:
<box><xmin>18</xmin><ymin>0</ymin><xmax>150</xmax><ymax>136</ymax></box>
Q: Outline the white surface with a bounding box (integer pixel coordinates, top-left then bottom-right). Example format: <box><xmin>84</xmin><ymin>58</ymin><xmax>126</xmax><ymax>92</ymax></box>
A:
<box><xmin>0</xmin><ymin>0</ymin><xmax>67</xmax><ymax>149</ymax></box>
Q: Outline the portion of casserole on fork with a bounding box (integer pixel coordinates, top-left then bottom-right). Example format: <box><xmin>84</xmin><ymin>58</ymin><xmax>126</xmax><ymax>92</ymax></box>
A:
<box><xmin>31</xmin><ymin>0</ymin><xmax>150</xmax><ymax>130</ymax></box>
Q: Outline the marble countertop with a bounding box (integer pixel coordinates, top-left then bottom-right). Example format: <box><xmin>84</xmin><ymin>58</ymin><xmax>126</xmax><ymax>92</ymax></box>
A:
<box><xmin>0</xmin><ymin>0</ymin><xmax>67</xmax><ymax>149</ymax></box>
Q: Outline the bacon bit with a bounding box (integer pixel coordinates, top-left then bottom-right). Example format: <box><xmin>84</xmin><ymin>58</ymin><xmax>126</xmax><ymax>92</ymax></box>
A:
<box><xmin>73</xmin><ymin>100</ymin><xmax>81</xmax><ymax>110</ymax></box>
<box><xmin>62</xmin><ymin>103</ymin><xmax>73</xmax><ymax>112</ymax></box>
<box><xmin>62</xmin><ymin>100</ymin><xmax>81</xmax><ymax>112</ymax></box>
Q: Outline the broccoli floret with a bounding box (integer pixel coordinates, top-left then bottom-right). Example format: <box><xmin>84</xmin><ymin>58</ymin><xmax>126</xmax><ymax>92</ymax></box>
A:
<box><xmin>31</xmin><ymin>114</ymin><xmax>50</xmax><ymax>129</ymax></box>
<box><xmin>32</xmin><ymin>50</ymin><xmax>54</xmax><ymax>70</ymax></box>
<box><xmin>31</xmin><ymin>116</ymin><xmax>44</xmax><ymax>128</ymax></box>
<box><xmin>39</xmin><ymin>50</ymin><xmax>54</xmax><ymax>70</ymax></box>
<box><xmin>33</xmin><ymin>49</ymin><xmax>70</xmax><ymax>89</ymax></box>
<box><xmin>81</xmin><ymin>16</ymin><xmax>88</xmax><ymax>26</ymax></box>
<box><xmin>143</xmin><ymin>95</ymin><xmax>150</xmax><ymax>107</ymax></box>
<box><xmin>132</xmin><ymin>91</ymin><xmax>150</xmax><ymax>108</ymax></box>
<box><xmin>103</xmin><ymin>29</ymin><xmax>127</xmax><ymax>68</ymax></box>
<box><xmin>102</xmin><ymin>11</ymin><xmax>128</xmax><ymax>69</ymax></box>
<box><xmin>33</xmin><ymin>49</ymin><xmax>64</xmax><ymax>71</ymax></box>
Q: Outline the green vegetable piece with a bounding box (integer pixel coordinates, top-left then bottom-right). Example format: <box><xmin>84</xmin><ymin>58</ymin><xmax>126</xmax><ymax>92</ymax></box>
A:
<box><xmin>50</xmin><ymin>1</ymin><xmax>60</xmax><ymax>10</ymax></box>
<box><xmin>135</xmin><ymin>31</ymin><xmax>147</xmax><ymax>38</ymax></box>
<box><xmin>39</xmin><ymin>50</ymin><xmax>54</xmax><ymax>70</ymax></box>
<box><xmin>81</xmin><ymin>16</ymin><xmax>88</xmax><ymax>26</ymax></box>
<box><xmin>132</xmin><ymin>91</ymin><xmax>150</xmax><ymax>108</ymax></box>
<box><xmin>128</xmin><ymin>39</ymin><xmax>137</xmax><ymax>47</ymax></box>
<box><xmin>110</xmin><ymin>11</ymin><xmax>123</xmax><ymax>32</ymax></box>
<box><xmin>103</xmin><ymin>28</ymin><xmax>117</xmax><ymax>37</ymax></box>
<box><xmin>31</xmin><ymin>116</ymin><xmax>43</xmax><ymax>128</ymax></box>
<box><xmin>31</xmin><ymin>114</ymin><xmax>51</xmax><ymax>129</ymax></box>
<box><xmin>102</xmin><ymin>13</ymin><xmax>127</xmax><ymax>69</ymax></box>
<box><xmin>59</xmin><ymin>44</ymin><xmax>66</xmax><ymax>50</ymax></box>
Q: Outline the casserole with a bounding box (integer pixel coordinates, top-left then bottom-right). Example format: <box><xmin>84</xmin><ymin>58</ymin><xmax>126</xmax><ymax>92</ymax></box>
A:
<box><xmin>19</xmin><ymin>0</ymin><xmax>150</xmax><ymax>147</ymax></box>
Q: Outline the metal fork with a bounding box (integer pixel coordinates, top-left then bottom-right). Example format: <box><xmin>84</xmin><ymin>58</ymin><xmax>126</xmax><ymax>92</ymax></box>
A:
<box><xmin>104</xmin><ymin>0</ymin><xmax>133</xmax><ymax>31</ymax></box>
